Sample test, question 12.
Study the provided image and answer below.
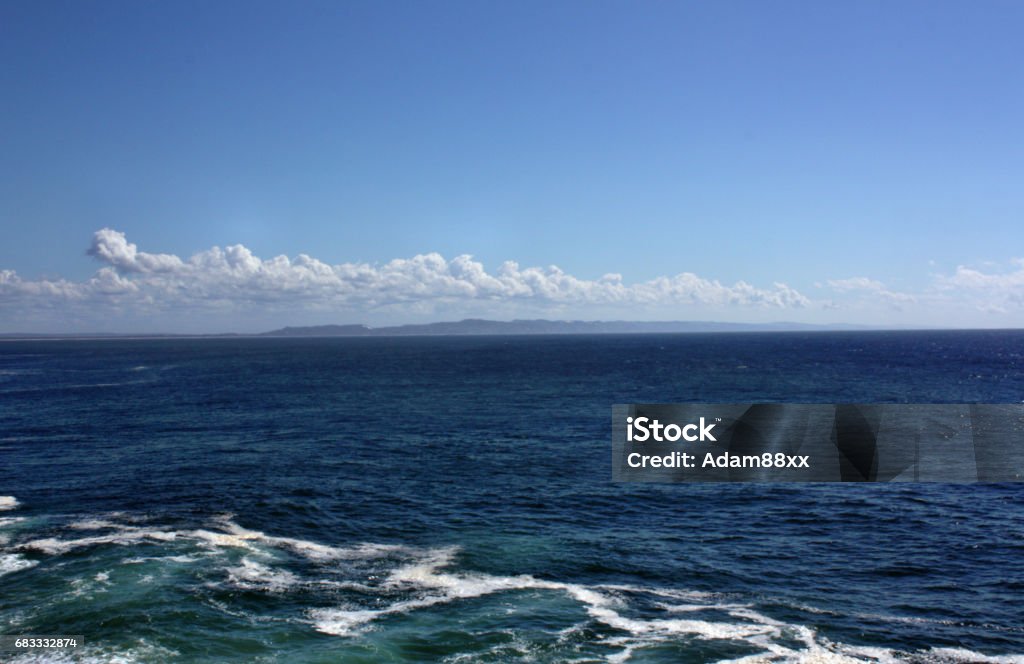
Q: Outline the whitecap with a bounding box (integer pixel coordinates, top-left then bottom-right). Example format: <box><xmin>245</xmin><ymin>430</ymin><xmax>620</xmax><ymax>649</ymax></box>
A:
<box><xmin>926</xmin><ymin>648</ymin><xmax>1024</xmax><ymax>664</ymax></box>
<box><xmin>308</xmin><ymin>544</ymin><xmax>1015</xmax><ymax>664</ymax></box>
<box><xmin>0</xmin><ymin>495</ymin><xmax>19</xmax><ymax>511</ymax></box>
<box><xmin>202</xmin><ymin>516</ymin><xmax>409</xmax><ymax>561</ymax></box>
<box><xmin>19</xmin><ymin>515</ymin><xmax>395</xmax><ymax>562</ymax></box>
<box><xmin>16</xmin><ymin>513</ymin><xmax>1024</xmax><ymax>664</ymax></box>
<box><xmin>18</xmin><ymin>528</ymin><xmax>178</xmax><ymax>555</ymax></box>
<box><xmin>0</xmin><ymin>552</ymin><xmax>38</xmax><ymax>577</ymax></box>
<box><xmin>68</xmin><ymin>518</ymin><xmax>127</xmax><ymax>530</ymax></box>
<box><xmin>310</xmin><ymin>545</ymin><xmax>780</xmax><ymax>646</ymax></box>
<box><xmin>225</xmin><ymin>557</ymin><xmax>300</xmax><ymax>593</ymax></box>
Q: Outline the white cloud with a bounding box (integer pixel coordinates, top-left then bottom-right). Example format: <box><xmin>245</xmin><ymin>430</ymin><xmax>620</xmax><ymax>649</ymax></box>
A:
<box><xmin>6</xmin><ymin>230</ymin><xmax>1024</xmax><ymax>331</ymax></box>
<box><xmin>0</xmin><ymin>230</ymin><xmax>811</xmax><ymax>323</ymax></box>
<box><xmin>939</xmin><ymin>259</ymin><xmax>1024</xmax><ymax>292</ymax></box>
<box><xmin>826</xmin><ymin>276</ymin><xmax>915</xmax><ymax>307</ymax></box>
<box><xmin>825</xmin><ymin>261</ymin><xmax>1024</xmax><ymax>320</ymax></box>
<box><xmin>87</xmin><ymin>228</ymin><xmax>184</xmax><ymax>274</ymax></box>
<box><xmin>0</xmin><ymin>269</ymin><xmax>84</xmax><ymax>299</ymax></box>
<box><xmin>935</xmin><ymin>259</ymin><xmax>1024</xmax><ymax>309</ymax></box>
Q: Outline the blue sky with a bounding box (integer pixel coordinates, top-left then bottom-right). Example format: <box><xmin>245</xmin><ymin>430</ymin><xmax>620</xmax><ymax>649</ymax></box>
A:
<box><xmin>2</xmin><ymin>1</ymin><xmax>1023</xmax><ymax>332</ymax></box>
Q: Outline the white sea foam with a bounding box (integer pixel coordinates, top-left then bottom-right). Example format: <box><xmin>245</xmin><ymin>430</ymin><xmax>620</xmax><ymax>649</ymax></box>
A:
<box><xmin>604</xmin><ymin>641</ymin><xmax>641</xmax><ymax>664</ymax></box>
<box><xmin>226</xmin><ymin>557</ymin><xmax>299</xmax><ymax>592</ymax></box>
<box><xmin>200</xmin><ymin>516</ymin><xmax>408</xmax><ymax>561</ymax></box>
<box><xmin>186</xmin><ymin>527</ymin><xmax>265</xmax><ymax>553</ymax></box>
<box><xmin>14</xmin><ymin>512</ymin><xmax>1024</xmax><ymax>664</ymax></box>
<box><xmin>310</xmin><ymin>544</ymin><xmax>782</xmax><ymax>649</ymax></box>
<box><xmin>18</xmin><ymin>528</ymin><xmax>178</xmax><ymax>555</ymax></box>
<box><xmin>0</xmin><ymin>495</ymin><xmax>19</xmax><ymax>511</ymax></box>
<box><xmin>68</xmin><ymin>518</ymin><xmax>128</xmax><ymax>530</ymax></box>
<box><xmin>0</xmin><ymin>552</ymin><xmax>38</xmax><ymax>577</ymax></box>
<box><xmin>18</xmin><ymin>514</ymin><xmax>407</xmax><ymax>564</ymax></box>
<box><xmin>926</xmin><ymin>648</ymin><xmax>1024</xmax><ymax>663</ymax></box>
<box><xmin>307</xmin><ymin>542</ymin><xmax>1024</xmax><ymax>664</ymax></box>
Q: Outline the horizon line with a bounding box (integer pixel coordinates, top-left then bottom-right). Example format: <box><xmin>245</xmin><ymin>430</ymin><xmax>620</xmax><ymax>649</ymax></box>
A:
<box><xmin>3</xmin><ymin>317</ymin><xmax>1019</xmax><ymax>341</ymax></box>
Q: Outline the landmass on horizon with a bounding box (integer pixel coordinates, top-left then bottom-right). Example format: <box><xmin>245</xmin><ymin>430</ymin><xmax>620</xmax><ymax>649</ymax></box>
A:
<box><xmin>0</xmin><ymin>318</ymin><xmax>902</xmax><ymax>339</ymax></box>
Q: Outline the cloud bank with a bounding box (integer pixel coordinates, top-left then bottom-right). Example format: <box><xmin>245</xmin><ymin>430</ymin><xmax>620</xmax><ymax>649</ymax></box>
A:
<box><xmin>1</xmin><ymin>229</ymin><xmax>808</xmax><ymax>324</ymax></box>
<box><xmin>1</xmin><ymin>229</ymin><xmax>1022</xmax><ymax>332</ymax></box>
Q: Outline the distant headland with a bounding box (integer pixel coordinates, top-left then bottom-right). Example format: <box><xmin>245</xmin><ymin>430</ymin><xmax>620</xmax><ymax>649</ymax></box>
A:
<box><xmin>257</xmin><ymin>319</ymin><xmax>874</xmax><ymax>337</ymax></box>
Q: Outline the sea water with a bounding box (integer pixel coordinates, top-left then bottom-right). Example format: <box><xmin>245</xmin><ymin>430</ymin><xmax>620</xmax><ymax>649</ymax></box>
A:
<box><xmin>2</xmin><ymin>332</ymin><xmax>1024</xmax><ymax>662</ymax></box>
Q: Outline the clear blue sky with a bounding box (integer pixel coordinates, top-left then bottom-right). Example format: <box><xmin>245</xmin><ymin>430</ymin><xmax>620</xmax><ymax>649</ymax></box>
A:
<box><xmin>2</xmin><ymin>1</ymin><xmax>1023</xmax><ymax>331</ymax></box>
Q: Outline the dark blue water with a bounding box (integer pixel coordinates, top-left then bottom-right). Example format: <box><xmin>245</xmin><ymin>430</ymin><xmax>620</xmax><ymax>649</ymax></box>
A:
<box><xmin>2</xmin><ymin>332</ymin><xmax>1024</xmax><ymax>663</ymax></box>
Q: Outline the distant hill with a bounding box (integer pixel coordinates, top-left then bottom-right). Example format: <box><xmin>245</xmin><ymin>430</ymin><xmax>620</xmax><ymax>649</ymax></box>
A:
<box><xmin>258</xmin><ymin>319</ymin><xmax>870</xmax><ymax>337</ymax></box>
<box><xmin>0</xmin><ymin>318</ymin><xmax>886</xmax><ymax>340</ymax></box>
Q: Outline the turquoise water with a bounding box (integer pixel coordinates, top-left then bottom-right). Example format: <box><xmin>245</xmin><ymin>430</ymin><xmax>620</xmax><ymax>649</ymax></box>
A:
<box><xmin>2</xmin><ymin>332</ymin><xmax>1024</xmax><ymax>662</ymax></box>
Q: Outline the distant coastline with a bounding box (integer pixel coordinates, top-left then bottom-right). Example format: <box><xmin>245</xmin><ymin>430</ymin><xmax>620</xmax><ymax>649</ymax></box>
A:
<box><xmin>0</xmin><ymin>318</ymin><xmax>940</xmax><ymax>340</ymax></box>
<box><xmin>257</xmin><ymin>319</ymin><xmax>877</xmax><ymax>337</ymax></box>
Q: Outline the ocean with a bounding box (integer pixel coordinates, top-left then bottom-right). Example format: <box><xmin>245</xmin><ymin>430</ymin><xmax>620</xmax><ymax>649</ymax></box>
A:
<box><xmin>2</xmin><ymin>331</ymin><xmax>1024</xmax><ymax>663</ymax></box>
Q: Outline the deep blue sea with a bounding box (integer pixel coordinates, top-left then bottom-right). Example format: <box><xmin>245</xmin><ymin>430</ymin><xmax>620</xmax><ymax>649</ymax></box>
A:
<box><xmin>2</xmin><ymin>331</ymin><xmax>1024</xmax><ymax>663</ymax></box>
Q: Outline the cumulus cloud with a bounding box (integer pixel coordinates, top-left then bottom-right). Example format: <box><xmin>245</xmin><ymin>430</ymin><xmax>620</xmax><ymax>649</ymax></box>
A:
<box><xmin>826</xmin><ymin>261</ymin><xmax>1024</xmax><ymax>318</ymax></box>
<box><xmin>935</xmin><ymin>259</ymin><xmax>1024</xmax><ymax>309</ymax></box>
<box><xmin>939</xmin><ymin>259</ymin><xmax>1024</xmax><ymax>291</ymax></box>
<box><xmin>0</xmin><ymin>230</ymin><xmax>812</xmax><ymax>319</ymax></box>
<box><xmin>88</xmin><ymin>229</ymin><xmax>184</xmax><ymax>273</ymax></box>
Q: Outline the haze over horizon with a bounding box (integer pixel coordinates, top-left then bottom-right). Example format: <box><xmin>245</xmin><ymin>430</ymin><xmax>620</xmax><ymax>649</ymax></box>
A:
<box><xmin>2</xmin><ymin>2</ymin><xmax>1023</xmax><ymax>333</ymax></box>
